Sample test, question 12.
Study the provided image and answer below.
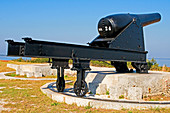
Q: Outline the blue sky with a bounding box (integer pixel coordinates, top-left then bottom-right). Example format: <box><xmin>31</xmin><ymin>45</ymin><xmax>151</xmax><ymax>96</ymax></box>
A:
<box><xmin>0</xmin><ymin>0</ymin><xmax>170</xmax><ymax>58</ymax></box>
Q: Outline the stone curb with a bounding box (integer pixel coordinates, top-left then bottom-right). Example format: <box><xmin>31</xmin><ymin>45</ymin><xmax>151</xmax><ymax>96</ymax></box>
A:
<box><xmin>40</xmin><ymin>82</ymin><xmax>170</xmax><ymax>110</ymax></box>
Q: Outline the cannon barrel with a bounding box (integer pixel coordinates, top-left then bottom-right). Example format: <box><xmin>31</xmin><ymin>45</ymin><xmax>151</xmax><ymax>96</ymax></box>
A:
<box><xmin>136</xmin><ymin>13</ymin><xmax>161</xmax><ymax>26</ymax></box>
<box><xmin>98</xmin><ymin>13</ymin><xmax>161</xmax><ymax>37</ymax></box>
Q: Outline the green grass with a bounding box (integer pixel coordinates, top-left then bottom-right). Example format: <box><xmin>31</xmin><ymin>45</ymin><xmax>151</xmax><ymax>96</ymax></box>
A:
<box><xmin>119</xmin><ymin>95</ymin><xmax>124</xmax><ymax>99</ymax></box>
<box><xmin>85</xmin><ymin>105</ymin><xmax>93</xmax><ymax>109</ymax></box>
<box><xmin>0</xmin><ymin>79</ymin><xmax>170</xmax><ymax>113</ymax></box>
<box><xmin>0</xmin><ymin>79</ymin><xmax>114</xmax><ymax>113</ymax></box>
<box><xmin>5</xmin><ymin>72</ymin><xmax>27</xmax><ymax>78</ymax></box>
<box><xmin>106</xmin><ymin>90</ymin><xmax>109</xmax><ymax>95</ymax></box>
<box><xmin>149</xmin><ymin>98</ymin><xmax>159</xmax><ymax>101</ymax></box>
<box><xmin>51</xmin><ymin>102</ymin><xmax>61</xmax><ymax>106</ymax></box>
<box><xmin>149</xmin><ymin>107</ymin><xmax>161</xmax><ymax>112</ymax></box>
<box><xmin>4</xmin><ymin>72</ymin><xmax>76</xmax><ymax>81</ymax></box>
<box><xmin>128</xmin><ymin>111</ymin><xmax>133</xmax><ymax>113</ymax></box>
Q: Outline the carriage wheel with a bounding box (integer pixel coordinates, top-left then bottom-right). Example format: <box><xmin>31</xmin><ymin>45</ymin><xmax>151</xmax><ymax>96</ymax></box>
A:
<box><xmin>56</xmin><ymin>77</ymin><xmax>65</xmax><ymax>92</ymax></box>
<box><xmin>74</xmin><ymin>80</ymin><xmax>88</xmax><ymax>97</ymax></box>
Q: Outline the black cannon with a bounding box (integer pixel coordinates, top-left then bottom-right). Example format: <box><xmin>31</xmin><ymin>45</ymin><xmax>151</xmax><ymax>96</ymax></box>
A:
<box><xmin>90</xmin><ymin>13</ymin><xmax>161</xmax><ymax>73</ymax></box>
<box><xmin>6</xmin><ymin>13</ymin><xmax>161</xmax><ymax>97</ymax></box>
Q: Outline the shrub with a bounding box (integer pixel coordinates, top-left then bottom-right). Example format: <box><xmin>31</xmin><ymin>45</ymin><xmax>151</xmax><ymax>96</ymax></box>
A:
<box><xmin>127</xmin><ymin>62</ymin><xmax>133</xmax><ymax>68</ymax></box>
<box><xmin>69</xmin><ymin>59</ymin><xmax>73</xmax><ymax>64</ymax></box>
<box><xmin>30</xmin><ymin>58</ymin><xmax>49</xmax><ymax>63</ymax></box>
<box><xmin>147</xmin><ymin>58</ymin><xmax>162</xmax><ymax>71</ymax></box>
<box><xmin>90</xmin><ymin>60</ymin><xmax>113</xmax><ymax>67</ymax></box>
<box><xmin>12</xmin><ymin>58</ymin><xmax>50</xmax><ymax>63</ymax></box>
<box><xmin>12</xmin><ymin>57</ymin><xmax>26</xmax><ymax>62</ymax></box>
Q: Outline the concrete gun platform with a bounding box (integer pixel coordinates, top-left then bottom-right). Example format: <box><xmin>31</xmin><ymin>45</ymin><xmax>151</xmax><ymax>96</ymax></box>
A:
<box><xmin>85</xmin><ymin>70</ymin><xmax>170</xmax><ymax>100</ymax></box>
<box><xmin>40</xmin><ymin>67</ymin><xmax>170</xmax><ymax>110</ymax></box>
<box><xmin>41</xmin><ymin>82</ymin><xmax>170</xmax><ymax>110</ymax></box>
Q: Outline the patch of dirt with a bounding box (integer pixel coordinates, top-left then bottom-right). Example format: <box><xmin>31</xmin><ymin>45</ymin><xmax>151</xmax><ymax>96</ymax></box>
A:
<box><xmin>0</xmin><ymin>87</ymin><xmax>6</xmax><ymax>93</ymax></box>
<box><xmin>30</xmin><ymin>95</ymin><xmax>37</xmax><ymax>97</ymax></box>
<box><xmin>0</xmin><ymin>99</ymin><xmax>12</xmax><ymax>112</ymax></box>
<box><xmin>9</xmin><ymin>86</ymin><xmax>32</xmax><ymax>89</ymax></box>
<box><xmin>143</xmin><ymin>93</ymin><xmax>170</xmax><ymax>101</ymax></box>
<box><xmin>0</xmin><ymin>87</ymin><xmax>6</xmax><ymax>89</ymax></box>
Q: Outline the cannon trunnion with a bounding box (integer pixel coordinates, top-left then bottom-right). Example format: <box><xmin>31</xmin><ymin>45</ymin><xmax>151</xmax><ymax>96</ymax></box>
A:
<box><xmin>6</xmin><ymin>13</ymin><xmax>161</xmax><ymax>97</ymax></box>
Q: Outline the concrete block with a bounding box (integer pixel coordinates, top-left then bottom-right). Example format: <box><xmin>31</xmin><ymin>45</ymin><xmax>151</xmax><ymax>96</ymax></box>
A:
<box><xmin>7</xmin><ymin>64</ymin><xmax>18</xmax><ymax>70</ymax></box>
<box><xmin>20</xmin><ymin>71</ymin><xmax>26</xmax><ymax>76</ymax></box>
<box><xmin>41</xmin><ymin>66</ymin><xmax>51</xmax><ymax>76</ymax></box>
<box><xmin>16</xmin><ymin>65</ymin><xmax>20</xmax><ymax>75</ymax></box>
<box><xmin>20</xmin><ymin>65</ymin><xmax>32</xmax><ymax>72</ymax></box>
<box><xmin>26</xmin><ymin>72</ymin><xmax>34</xmax><ymax>77</ymax></box>
<box><xmin>128</xmin><ymin>87</ymin><xmax>143</xmax><ymax>100</ymax></box>
<box><xmin>51</xmin><ymin>69</ymin><xmax>57</xmax><ymax>75</ymax></box>
<box><xmin>109</xmin><ymin>86</ymin><xmax>119</xmax><ymax>99</ymax></box>
<box><xmin>7</xmin><ymin>64</ymin><xmax>58</xmax><ymax>77</ymax></box>
<box><xmin>33</xmin><ymin>66</ymin><xmax>51</xmax><ymax>77</ymax></box>
<box><xmin>34</xmin><ymin>72</ymin><xmax>42</xmax><ymax>77</ymax></box>
<box><xmin>65</xmin><ymin>69</ymin><xmax>77</xmax><ymax>76</ymax></box>
<box><xmin>96</xmin><ymin>83</ymin><xmax>107</xmax><ymax>95</ymax></box>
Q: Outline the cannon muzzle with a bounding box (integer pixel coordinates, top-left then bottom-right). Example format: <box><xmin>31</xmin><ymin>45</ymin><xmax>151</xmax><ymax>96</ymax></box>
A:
<box><xmin>137</xmin><ymin>13</ymin><xmax>161</xmax><ymax>26</ymax></box>
<box><xmin>98</xmin><ymin>13</ymin><xmax>161</xmax><ymax>37</ymax></box>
